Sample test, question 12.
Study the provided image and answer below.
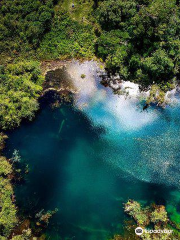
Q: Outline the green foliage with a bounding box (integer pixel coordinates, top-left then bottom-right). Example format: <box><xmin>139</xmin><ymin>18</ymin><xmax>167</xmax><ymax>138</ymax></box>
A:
<box><xmin>81</xmin><ymin>74</ymin><xmax>86</xmax><ymax>79</ymax></box>
<box><xmin>110</xmin><ymin>235</ymin><xmax>123</xmax><ymax>240</ymax></box>
<box><xmin>151</xmin><ymin>206</ymin><xmax>168</xmax><ymax>224</ymax></box>
<box><xmin>98</xmin><ymin>0</ymin><xmax>137</xmax><ymax>30</ymax></box>
<box><xmin>125</xmin><ymin>200</ymin><xmax>169</xmax><ymax>227</ymax></box>
<box><xmin>122</xmin><ymin>200</ymin><xmax>180</xmax><ymax>240</ymax></box>
<box><xmin>124</xmin><ymin>200</ymin><xmax>149</xmax><ymax>226</ymax></box>
<box><xmin>0</xmin><ymin>0</ymin><xmax>97</xmax><ymax>61</ymax></box>
<box><xmin>0</xmin><ymin>61</ymin><xmax>44</xmax><ymax>130</ymax></box>
<box><xmin>0</xmin><ymin>134</ymin><xmax>7</xmax><ymax>154</ymax></box>
<box><xmin>38</xmin><ymin>11</ymin><xmax>96</xmax><ymax>59</ymax></box>
<box><xmin>0</xmin><ymin>0</ymin><xmax>54</xmax><ymax>56</ymax></box>
<box><xmin>59</xmin><ymin>0</ymin><xmax>94</xmax><ymax>22</ymax></box>
<box><xmin>97</xmin><ymin>30</ymin><xmax>129</xmax><ymax>60</ymax></box>
<box><xmin>0</xmin><ymin>135</ymin><xmax>17</xmax><ymax>238</ymax></box>
<box><xmin>0</xmin><ymin>168</ymin><xmax>17</xmax><ymax>238</ymax></box>
<box><xmin>11</xmin><ymin>229</ymin><xmax>32</xmax><ymax>240</ymax></box>
<box><xmin>97</xmin><ymin>0</ymin><xmax>180</xmax><ymax>89</ymax></box>
<box><xmin>146</xmin><ymin>84</ymin><xmax>166</xmax><ymax>105</ymax></box>
<box><xmin>0</xmin><ymin>157</ymin><xmax>12</xmax><ymax>176</ymax></box>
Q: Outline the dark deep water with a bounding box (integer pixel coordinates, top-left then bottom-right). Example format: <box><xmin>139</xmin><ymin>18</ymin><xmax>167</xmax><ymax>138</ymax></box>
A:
<box><xmin>4</xmin><ymin>102</ymin><xmax>180</xmax><ymax>240</ymax></box>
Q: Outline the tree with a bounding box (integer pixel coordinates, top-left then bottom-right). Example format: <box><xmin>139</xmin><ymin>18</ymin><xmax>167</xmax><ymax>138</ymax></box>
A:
<box><xmin>0</xmin><ymin>61</ymin><xmax>44</xmax><ymax>130</ymax></box>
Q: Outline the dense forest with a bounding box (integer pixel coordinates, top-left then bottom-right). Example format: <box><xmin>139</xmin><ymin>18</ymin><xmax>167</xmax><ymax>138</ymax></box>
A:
<box><xmin>1</xmin><ymin>0</ymin><xmax>180</xmax><ymax>87</ymax></box>
<box><xmin>1</xmin><ymin>0</ymin><xmax>180</xmax><ymax>239</ymax></box>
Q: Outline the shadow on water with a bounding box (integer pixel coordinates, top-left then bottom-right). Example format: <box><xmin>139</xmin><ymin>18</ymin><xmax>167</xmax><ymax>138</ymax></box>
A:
<box><xmin>43</xmin><ymin>66</ymin><xmax>75</xmax><ymax>90</ymax></box>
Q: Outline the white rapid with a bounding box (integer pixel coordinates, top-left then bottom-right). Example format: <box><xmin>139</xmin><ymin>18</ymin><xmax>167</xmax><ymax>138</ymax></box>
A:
<box><xmin>66</xmin><ymin>60</ymin><xmax>180</xmax><ymax>187</ymax></box>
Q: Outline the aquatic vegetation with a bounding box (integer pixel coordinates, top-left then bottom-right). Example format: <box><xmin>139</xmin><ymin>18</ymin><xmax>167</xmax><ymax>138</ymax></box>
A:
<box><xmin>151</xmin><ymin>205</ymin><xmax>168</xmax><ymax>224</ymax></box>
<box><xmin>36</xmin><ymin>208</ymin><xmax>58</xmax><ymax>226</ymax></box>
<box><xmin>166</xmin><ymin>204</ymin><xmax>180</xmax><ymax>229</ymax></box>
<box><xmin>124</xmin><ymin>200</ymin><xmax>150</xmax><ymax>226</ymax></box>
<box><xmin>111</xmin><ymin>235</ymin><xmax>124</xmax><ymax>240</ymax></box>
<box><xmin>146</xmin><ymin>85</ymin><xmax>166</xmax><ymax>105</ymax></box>
<box><xmin>11</xmin><ymin>229</ymin><xmax>32</xmax><ymax>240</ymax></box>
<box><xmin>122</xmin><ymin>200</ymin><xmax>178</xmax><ymax>240</ymax></box>
<box><xmin>11</xmin><ymin>150</ymin><xmax>21</xmax><ymax>163</ymax></box>
<box><xmin>81</xmin><ymin>74</ymin><xmax>86</xmax><ymax>79</ymax></box>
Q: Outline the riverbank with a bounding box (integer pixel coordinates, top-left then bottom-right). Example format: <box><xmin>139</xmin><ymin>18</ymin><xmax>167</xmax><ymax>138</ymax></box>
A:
<box><xmin>41</xmin><ymin>59</ymin><xmax>180</xmax><ymax>108</ymax></box>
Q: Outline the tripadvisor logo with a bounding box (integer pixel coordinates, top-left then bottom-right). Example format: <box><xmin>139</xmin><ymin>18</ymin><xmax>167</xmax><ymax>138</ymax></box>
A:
<box><xmin>135</xmin><ymin>227</ymin><xmax>173</xmax><ymax>235</ymax></box>
<box><xmin>135</xmin><ymin>227</ymin><xmax>143</xmax><ymax>235</ymax></box>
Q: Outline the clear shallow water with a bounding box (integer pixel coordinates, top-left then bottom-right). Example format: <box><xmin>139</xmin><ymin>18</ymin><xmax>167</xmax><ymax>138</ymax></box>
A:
<box><xmin>4</xmin><ymin>61</ymin><xmax>180</xmax><ymax>239</ymax></box>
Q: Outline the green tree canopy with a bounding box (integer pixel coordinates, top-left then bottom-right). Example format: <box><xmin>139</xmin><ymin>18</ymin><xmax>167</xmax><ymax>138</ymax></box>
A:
<box><xmin>0</xmin><ymin>61</ymin><xmax>44</xmax><ymax>130</ymax></box>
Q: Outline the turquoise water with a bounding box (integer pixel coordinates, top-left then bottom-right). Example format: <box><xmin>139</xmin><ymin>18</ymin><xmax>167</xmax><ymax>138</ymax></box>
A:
<box><xmin>5</xmin><ymin>62</ymin><xmax>180</xmax><ymax>239</ymax></box>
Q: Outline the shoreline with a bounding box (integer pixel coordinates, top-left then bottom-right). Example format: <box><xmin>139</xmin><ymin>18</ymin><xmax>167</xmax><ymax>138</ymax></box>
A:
<box><xmin>40</xmin><ymin>59</ymin><xmax>180</xmax><ymax>108</ymax></box>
